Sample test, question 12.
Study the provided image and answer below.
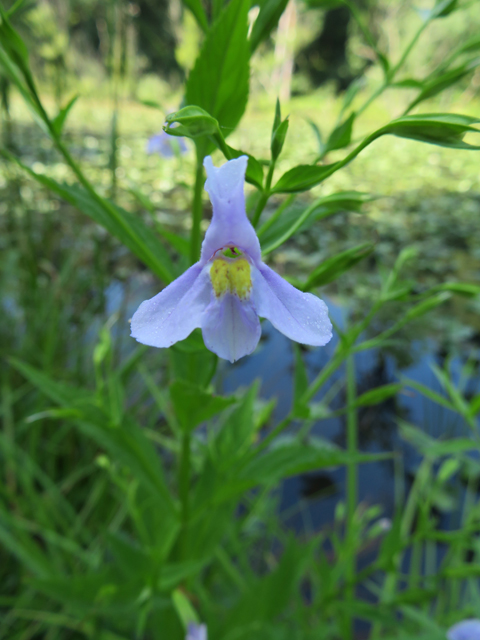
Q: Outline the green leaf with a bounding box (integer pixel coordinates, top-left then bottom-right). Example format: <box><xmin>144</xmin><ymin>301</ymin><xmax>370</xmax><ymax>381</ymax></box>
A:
<box><xmin>304</xmin><ymin>243</ymin><xmax>374</xmax><ymax>290</ymax></box>
<box><xmin>214</xmin><ymin>383</ymin><xmax>259</xmax><ymax>462</ymax></box>
<box><xmin>408</xmin><ymin>62</ymin><xmax>479</xmax><ymax>111</ymax></box>
<box><xmin>398</xmin><ymin>421</ymin><xmax>478</xmax><ymax>458</ymax></box>
<box><xmin>303</xmin><ymin>0</ymin><xmax>342</xmax><ymax>7</ymax></box>
<box><xmin>182</xmin><ymin>0</ymin><xmax>208</xmax><ymax>32</ymax></box>
<box><xmin>426</xmin><ymin>282</ymin><xmax>480</xmax><ymax>298</ymax></box>
<box><xmin>237</xmin><ymin>443</ymin><xmax>390</xmax><ymax>487</ymax></box>
<box><xmin>259</xmin><ymin>191</ymin><xmax>372</xmax><ymax>255</ymax></box>
<box><xmin>292</xmin><ymin>346</ymin><xmax>310</xmax><ymax>419</ymax></box>
<box><xmin>130</xmin><ymin>188</ymin><xmax>190</xmax><ymax>257</ymax></box>
<box><xmin>272</xmin><ymin>98</ymin><xmax>282</xmax><ymax>133</ymax></box>
<box><xmin>393</xmin><ymin>78</ymin><xmax>425</xmax><ymax>89</ymax></box>
<box><xmin>9</xmin><ymin>357</ymin><xmax>93</xmax><ymax>407</ymax></box>
<box><xmin>271</xmin><ymin>163</ymin><xmax>339</xmax><ymax>193</ymax></box>
<box><xmin>249</xmin><ymin>0</ymin><xmax>290</xmax><ymax>54</ymax></box>
<box><xmin>3</xmin><ymin>152</ymin><xmax>175</xmax><ymax>283</ymax></box>
<box><xmin>0</xmin><ymin>518</ymin><xmax>52</xmax><ymax>578</ymax></box>
<box><xmin>430</xmin><ymin>0</ymin><xmax>458</xmax><ymax>18</ymax></box>
<box><xmin>380</xmin><ymin>113</ymin><xmax>480</xmax><ymax>150</ymax></box>
<box><xmin>443</xmin><ymin>564</ymin><xmax>480</xmax><ymax>579</ymax></box>
<box><xmin>220</xmin><ymin>539</ymin><xmax>306</xmax><ymax>632</ymax></box>
<box><xmin>457</xmin><ymin>33</ymin><xmax>480</xmax><ymax>55</ymax></box>
<box><xmin>107</xmin><ymin>532</ymin><xmax>152</xmax><ymax>578</ymax></box>
<box><xmin>52</xmin><ymin>95</ymin><xmax>78</xmax><ymax>136</ymax></box>
<box><xmin>170</xmin><ymin>381</ymin><xmax>236</xmax><ymax>432</ymax></box>
<box><xmin>172</xmin><ymin>589</ymin><xmax>200</xmax><ymax>629</ymax></box>
<box><xmin>355</xmin><ymin>383</ymin><xmax>402</xmax><ymax>407</ymax></box>
<box><xmin>325</xmin><ymin>112</ymin><xmax>355</xmax><ymax>152</ymax></box>
<box><xmin>437</xmin><ymin>458</ymin><xmax>460</xmax><ymax>483</ymax></box>
<box><xmin>401</xmin><ymin>292</ymin><xmax>451</xmax><ymax>323</ymax></box>
<box><xmin>6</xmin><ymin>0</ymin><xmax>29</xmax><ymax>18</ymax></box>
<box><xmin>469</xmin><ymin>394</ymin><xmax>480</xmax><ymax>417</ymax></box>
<box><xmin>402</xmin><ymin>377</ymin><xmax>454</xmax><ymax>411</ymax></box>
<box><xmin>158</xmin><ymin>559</ymin><xmax>207</xmax><ymax>590</ymax></box>
<box><xmin>0</xmin><ymin>5</ymin><xmax>29</xmax><ymax>67</ymax></box>
<box><xmin>185</xmin><ymin>0</ymin><xmax>250</xmax><ymax>149</ymax></box>
<box><xmin>11</xmin><ymin>359</ymin><xmax>177</xmax><ymax>513</ymax></box>
<box><xmin>271</xmin><ymin>117</ymin><xmax>289</xmax><ymax>161</ymax></box>
<box><xmin>306</xmin><ymin>118</ymin><xmax>324</xmax><ymax>156</ymax></box>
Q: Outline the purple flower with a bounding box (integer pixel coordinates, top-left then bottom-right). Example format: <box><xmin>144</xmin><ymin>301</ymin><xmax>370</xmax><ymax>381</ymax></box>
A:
<box><xmin>131</xmin><ymin>156</ymin><xmax>332</xmax><ymax>362</ymax></box>
<box><xmin>186</xmin><ymin>623</ymin><xmax>207</xmax><ymax>640</ymax></box>
<box><xmin>448</xmin><ymin>620</ymin><xmax>480</xmax><ymax>640</ymax></box>
<box><xmin>146</xmin><ymin>131</ymin><xmax>188</xmax><ymax>158</ymax></box>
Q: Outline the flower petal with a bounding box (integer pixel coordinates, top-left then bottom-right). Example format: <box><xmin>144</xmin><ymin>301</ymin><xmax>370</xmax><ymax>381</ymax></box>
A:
<box><xmin>131</xmin><ymin>264</ymin><xmax>211</xmax><ymax>347</ymax></box>
<box><xmin>202</xmin><ymin>294</ymin><xmax>261</xmax><ymax>362</ymax></box>
<box><xmin>200</xmin><ymin>156</ymin><xmax>261</xmax><ymax>263</ymax></box>
<box><xmin>448</xmin><ymin>620</ymin><xmax>480</xmax><ymax>640</ymax></box>
<box><xmin>252</xmin><ymin>264</ymin><xmax>332</xmax><ymax>346</ymax></box>
<box><xmin>186</xmin><ymin>624</ymin><xmax>207</xmax><ymax>640</ymax></box>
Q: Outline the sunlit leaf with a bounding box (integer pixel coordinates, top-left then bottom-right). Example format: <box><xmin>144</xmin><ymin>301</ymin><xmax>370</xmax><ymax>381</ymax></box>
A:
<box><xmin>185</xmin><ymin>0</ymin><xmax>250</xmax><ymax>151</ymax></box>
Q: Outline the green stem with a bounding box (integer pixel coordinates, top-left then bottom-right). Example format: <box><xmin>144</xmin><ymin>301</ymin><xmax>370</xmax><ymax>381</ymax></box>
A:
<box><xmin>351</xmin><ymin>15</ymin><xmax>430</xmax><ymax>120</ymax></box>
<box><xmin>252</xmin><ymin>160</ymin><xmax>276</xmax><ymax>227</ymax></box>
<box><xmin>341</xmin><ymin>0</ymin><xmax>384</xmax><ymax>68</ymax></box>
<box><xmin>190</xmin><ymin>152</ymin><xmax>204</xmax><ymax>265</ymax></box>
<box><xmin>344</xmin><ymin>352</ymin><xmax>358</xmax><ymax>640</ymax></box>
<box><xmin>257</xmin><ymin>194</ymin><xmax>295</xmax><ymax>238</ymax></box>
<box><xmin>178</xmin><ymin>431</ymin><xmax>192</xmax><ymax>558</ymax></box>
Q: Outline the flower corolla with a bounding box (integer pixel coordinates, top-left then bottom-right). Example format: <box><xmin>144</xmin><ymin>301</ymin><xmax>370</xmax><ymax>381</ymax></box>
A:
<box><xmin>447</xmin><ymin>620</ymin><xmax>480</xmax><ymax>640</ymax></box>
<box><xmin>131</xmin><ymin>156</ymin><xmax>332</xmax><ymax>362</ymax></box>
<box><xmin>146</xmin><ymin>131</ymin><xmax>187</xmax><ymax>158</ymax></box>
<box><xmin>186</xmin><ymin>623</ymin><xmax>207</xmax><ymax>640</ymax></box>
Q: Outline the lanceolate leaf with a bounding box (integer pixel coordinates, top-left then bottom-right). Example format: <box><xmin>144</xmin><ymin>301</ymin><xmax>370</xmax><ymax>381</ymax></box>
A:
<box><xmin>181</xmin><ymin>0</ymin><xmax>208</xmax><ymax>32</ymax></box>
<box><xmin>259</xmin><ymin>191</ymin><xmax>372</xmax><ymax>253</ymax></box>
<box><xmin>250</xmin><ymin>0</ymin><xmax>290</xmax><ymax>54</ymax></box>
<box><xmin>272</xmin><ymin>163</ymin><xmax>339</xmax><ymax>193</ymax></box>
<box><xmin>408</xmin><ymin>62</ymin><xmax>479</xmax><ymax>111</ymax></box>
<box><xmin>304</xmin><ymin>243</ymin><xmax>375</xmax><ymax>290</ymax></box>
<box><xmin>381</xmin><ymin>113</ymin><xmax>480</xmax><ymax>149</ymax></box>
<box><xmin>3</xmin><ymin>152</ymin><xmax>175</xmax><ymax>283</ymax></box>
<box><xmin>170</xmin><ymin>381</ymin><xmax>237</xmax><ymax>432</ymax></box>
<box><xmin>52</xmin><ymin>95</ymin><xmax>78</xmax><ymax>136</ymax></box>
<box><xmin>325</xmin><ymin>112</ymin><xmax>355</xmax><ymax>152</ymax></box>
<box><xmin>185</xmin><ymin>0</ymin><xmax>250</xmax><ymax>144</ymax></box>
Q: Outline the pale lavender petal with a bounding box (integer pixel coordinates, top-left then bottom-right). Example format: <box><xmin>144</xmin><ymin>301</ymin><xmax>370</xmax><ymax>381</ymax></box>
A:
<box><xmin>252</xmin><ymin>264</ymin><xmax>332</xmax><ymax>346</ymax></box>
<box><xmin>186</xmin><ymin>623</ymin><xmax>207</xmax><ymax>640</ymax></box>
<box><xmin>201</xmin><ymin>293</ymin><xmax>261</xmax><ymax>362</ymax></box>
<box><xmin>200</xmin><ymin>156</ymin><xmax>261</xmax><ymax>264</ymax></box>
<box><xmin>448</xmin><ymin>620</ymin><xmax>480</xmax><ymax>640</ymax></box>
<box><xmin>146</xmin><ymin>131</ymin><xmax>187</xmax><ymax>157</ymax></box>
<box><xmin>131</xmin><ymin>264</ymin><xmax>210</xmax><ymax>347</ymax></box>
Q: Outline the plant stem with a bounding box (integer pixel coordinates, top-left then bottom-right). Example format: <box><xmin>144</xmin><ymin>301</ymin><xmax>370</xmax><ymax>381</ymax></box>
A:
<box><xmin>190</xmin><ymin>152</ymin><xmax>204</xmax><ymax>265</ymax></box>
<box><xmin>257</xmin><ymin>194</ymin><xmax>295</xmax><ymax>238</ymax></box>
<box><xmin>344</xmin><ymin>352</ymin><xmax>358</xmax><ymax>640</ymax></box>
<box><xmin>353</xmin><ymin>15</ymin><xmax>430</xmax><ymax>119</ymax></box>
<box><xmin>252</xmin><ymin>160</ymin><xmax>276</xmax><ymax>227</ymax></box>
<box><xmin>178</xmin><ymin>431</ymin><xmax>192</xmax><ymax>558</ymax></box>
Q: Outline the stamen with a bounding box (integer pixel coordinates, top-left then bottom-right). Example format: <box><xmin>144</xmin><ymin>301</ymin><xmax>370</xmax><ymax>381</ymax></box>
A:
<box><xmin>210</xmin><ymin>257</ymin><xmax>252</xmax><ymax>299</ymax></box>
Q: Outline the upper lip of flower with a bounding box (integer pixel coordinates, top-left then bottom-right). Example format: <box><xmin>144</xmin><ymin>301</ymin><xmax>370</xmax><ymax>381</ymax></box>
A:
<box><xmin>130</xmin><ymin>155</ymin><xmax>333</xmax><ymax>362</ymax></box>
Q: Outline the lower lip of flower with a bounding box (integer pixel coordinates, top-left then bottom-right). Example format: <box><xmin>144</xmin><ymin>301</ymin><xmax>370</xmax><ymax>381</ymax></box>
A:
<box><xmin>210</xmin><ymin>257</ymin><xmax>252</xmax><ymax>299</ymax></box>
